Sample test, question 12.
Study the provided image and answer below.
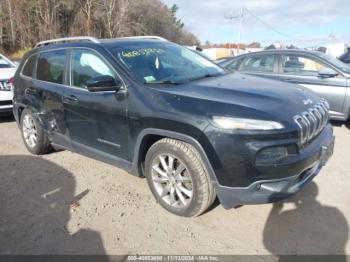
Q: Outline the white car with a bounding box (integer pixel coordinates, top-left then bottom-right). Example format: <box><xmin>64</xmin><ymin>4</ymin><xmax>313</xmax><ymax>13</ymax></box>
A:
<box><xmin>0</xmin><ymin>54</ymin><xmax>16</xmax><ymax>116</ymax></box>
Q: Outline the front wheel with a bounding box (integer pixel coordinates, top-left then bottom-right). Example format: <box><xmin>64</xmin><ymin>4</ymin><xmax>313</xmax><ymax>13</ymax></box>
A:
<box><xmin>145</xmin><ymin>138</ymin><xmax>215</xmax><ymax>217</ymax></box>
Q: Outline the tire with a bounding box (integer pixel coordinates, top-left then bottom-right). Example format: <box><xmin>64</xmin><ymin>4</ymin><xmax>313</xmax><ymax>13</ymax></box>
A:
<box><xmin>145</xmin><ymin>138</ymin><xmax>215</xmax><ymax>217</ymax></box>
<box><xmin>20</xmin><ymin>108</ymin><xmax>51</xmax><ymax>155</ymax></box>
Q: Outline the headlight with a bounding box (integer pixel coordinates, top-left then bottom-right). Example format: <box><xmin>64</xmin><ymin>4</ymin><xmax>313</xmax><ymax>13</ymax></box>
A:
<box><xmin>212</xmin><ymin>116</ymin><xmax>284</xmax><ymax>130</ymax></box>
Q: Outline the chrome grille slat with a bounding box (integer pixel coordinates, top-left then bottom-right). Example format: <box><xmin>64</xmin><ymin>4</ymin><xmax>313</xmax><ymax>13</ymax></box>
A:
<box><xmin>294</xmin><ymin>99</ymin><xmax>329</xmax><ymax>145</ymax></box>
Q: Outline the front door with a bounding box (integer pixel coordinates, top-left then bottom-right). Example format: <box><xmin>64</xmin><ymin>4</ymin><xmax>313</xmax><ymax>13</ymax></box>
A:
<box><xmin>63</xmin><ymin>48</ymin><xmax>128</xmax><ymax>160</ymax></box>
<box><xmin>279</xmin><ymin>53</ymin><xmax>347</xmax><ymax>119</ymax></box>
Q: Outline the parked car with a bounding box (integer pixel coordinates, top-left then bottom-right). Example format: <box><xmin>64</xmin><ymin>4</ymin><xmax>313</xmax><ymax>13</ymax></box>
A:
<box><xmin>13</xmin><ymin>36</ymin><xmax>334</xmax><ymax>217</ymax></box>
<box><xmin>214</xmin><ymin>56</ymin><xmax>233</xmax><ymax>64</ymax></box>
<box><xmin>0</xmin><ymin>53</ymin><xmax>17</xmax><ymax>116</ymax></box>
<box><xmin>339</xmin><ymin>47</ymin><xmax>350</xmax><ymax>64</ymax></box>
<box><xmin>220</xmin><ymin>49</ymin><xmax>350</xmax><ymax>123</ymax></box>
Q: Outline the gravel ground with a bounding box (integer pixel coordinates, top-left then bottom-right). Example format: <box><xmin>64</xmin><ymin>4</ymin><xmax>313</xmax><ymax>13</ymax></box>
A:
<box><xmin>0</xmin><ymin>116</ymin><xmax>349</xmax><ymax>256</ymax></box>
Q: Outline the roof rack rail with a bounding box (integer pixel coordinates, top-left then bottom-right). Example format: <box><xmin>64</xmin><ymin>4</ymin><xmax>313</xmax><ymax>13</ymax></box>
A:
<box><xmin>118</xmin><ymin>36</ymin><xmax>168</xmax><ymax>42</ymax></box>
<box><xmin>35</xmin><ymin>36</ymin><xmax>100</xmax><ymax>48</ymax></box>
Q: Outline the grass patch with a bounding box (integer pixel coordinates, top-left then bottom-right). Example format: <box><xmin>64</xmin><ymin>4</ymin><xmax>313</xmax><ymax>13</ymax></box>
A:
<box><xmin>9</xmin><ymin>47</ymin><xmax>32</xmax><ymax>60</ymax></box>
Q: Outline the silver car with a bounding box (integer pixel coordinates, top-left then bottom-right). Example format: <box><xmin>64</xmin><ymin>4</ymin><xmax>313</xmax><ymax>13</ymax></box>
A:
<box><xmin>220</xmin><ymin>49</ymin><xmax>350</xmax><ymax>123</ymax></box>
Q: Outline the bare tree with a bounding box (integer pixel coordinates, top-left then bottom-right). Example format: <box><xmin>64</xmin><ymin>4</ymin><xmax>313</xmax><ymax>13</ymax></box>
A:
<box><xmin>0</xmin><ymin>0</ymin><xmax>199</xmax><ymax>54</ymax></box>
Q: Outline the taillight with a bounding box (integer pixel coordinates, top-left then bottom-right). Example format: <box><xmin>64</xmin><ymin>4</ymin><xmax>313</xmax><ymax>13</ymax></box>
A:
<box><xmin>7</xmin><ymin>77</ymin><xmax>14</xmax><ymax>91</ymax></box>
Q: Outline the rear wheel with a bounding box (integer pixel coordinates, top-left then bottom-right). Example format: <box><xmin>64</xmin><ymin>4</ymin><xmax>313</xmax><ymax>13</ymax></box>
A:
<box><xmin>20</xmin><ymin>109</ymin><xmax>51</xmax><ymax>155</ymax></box>
<box><xmin>145</xmin><ymin>138</ymin><xmax>215</xmax><ymax>217</ymax></box>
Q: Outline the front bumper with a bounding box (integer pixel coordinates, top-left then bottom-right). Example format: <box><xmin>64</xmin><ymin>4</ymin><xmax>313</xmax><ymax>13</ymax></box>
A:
<box><xmin>213</xmin><ymin>128</ymin><xmax>335</xmax><ymax>209</ymax></box>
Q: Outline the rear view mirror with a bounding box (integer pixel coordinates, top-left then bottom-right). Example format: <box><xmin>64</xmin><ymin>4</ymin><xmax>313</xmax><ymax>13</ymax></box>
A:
<box><xmin>86</xmin><ymin>75</ymin><xmax>122</xmax><ymax>92</ymax></box>
<box><xmin>318</xmin><ymin>68</ymin><xmax>338</xmax><ymax>78</ymax></box>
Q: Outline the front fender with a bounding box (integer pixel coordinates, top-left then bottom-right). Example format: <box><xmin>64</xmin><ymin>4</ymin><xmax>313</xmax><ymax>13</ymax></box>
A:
<box><xmin>132</xmin><ymin>128</ymin><xmax>219</xmax><ymax>183</ymax></box>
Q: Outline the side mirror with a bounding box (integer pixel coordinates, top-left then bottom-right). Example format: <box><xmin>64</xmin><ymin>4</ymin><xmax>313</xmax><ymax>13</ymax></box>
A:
<box><xmin>318</xmin><ymin>68</ymin><xmax>338</xmax><ymax>78</ymax></box>
<box><xmin>86</xmin><ymin>75</ymin><xmax>122</xmax><ymax>92</ymax></box>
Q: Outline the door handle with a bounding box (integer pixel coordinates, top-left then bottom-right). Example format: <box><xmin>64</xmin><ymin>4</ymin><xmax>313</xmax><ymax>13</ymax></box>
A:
<box><xmin>62</xmin><ymin>95</ymin><xmax>79</xmax><ymax>104</ymax></box>
<box><xmin>25</xmin><ymin>87</ymin><xmax>37</xmax><ymax>95</ymax></box>
<box><xmin>283</xmin><ymin>78</ymin><xmax>294</xmax><ymax>82</ymax></box>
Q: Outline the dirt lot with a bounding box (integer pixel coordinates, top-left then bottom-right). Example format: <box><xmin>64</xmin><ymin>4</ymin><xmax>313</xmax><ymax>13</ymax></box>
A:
<box><xmin>0</xmin><ymin>116</ymin><xmax>349</xmax><ymax>256</ymax></box>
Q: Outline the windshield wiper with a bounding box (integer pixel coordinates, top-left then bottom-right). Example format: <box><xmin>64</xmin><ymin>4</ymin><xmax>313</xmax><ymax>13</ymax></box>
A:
<box><xmin>144</xmin><ymin>80</ymin><xmax>180</xmax><ymax>85</ymax></box>
<box><xmin>188</xmin><ymin>73</ymin><xmax>221</xmax><ymax>82</ymax></box>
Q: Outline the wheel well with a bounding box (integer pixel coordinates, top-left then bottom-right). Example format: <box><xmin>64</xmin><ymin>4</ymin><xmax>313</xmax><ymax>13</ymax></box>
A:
<box><xmin>18</xmin><ymin>106</ymin><xmax>25</xmax><ymax>122</ymax></box>
<box><xmin>138</xmin><ymin>134</ymin><xmax>165</xmax><ymax>177</ymax></box>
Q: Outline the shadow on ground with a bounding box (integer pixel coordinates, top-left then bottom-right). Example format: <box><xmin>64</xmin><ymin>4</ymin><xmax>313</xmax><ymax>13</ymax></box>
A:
<box><xmin>263</xmin><ymin>182</ymin><xmax>349</xmax><ymax>261</ymax></box>
<box><xmin>0</xmin><ymin>155</ymin><xmax>107</xmax><ymax>256</ymax></box>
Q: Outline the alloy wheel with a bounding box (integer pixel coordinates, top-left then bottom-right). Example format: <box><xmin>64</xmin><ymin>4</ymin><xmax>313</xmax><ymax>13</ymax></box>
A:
<box><xmin>151</xmin><ymin>154</ymin><xmax>193</xmax><ymax>208</ymax></box>
<box><xmin>22</xmin><ymin>114</ymin><xmax>38</xmax><ymax>148</ymax></box>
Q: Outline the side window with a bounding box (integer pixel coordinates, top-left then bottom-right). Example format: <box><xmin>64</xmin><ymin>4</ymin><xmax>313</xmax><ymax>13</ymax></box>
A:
<box><xmin>226</xmin><ymin>57</ymin><xmax>243</xmax><ymax>71</ymax></box>
<box><xmin>241</xmin><ymin>54</ymin><xmax>275</xmax><ymax>73</ymax></box>
<box><xmin>71</xmin><ymin>49</ymin><xmax>114</xmax><ymax>89</ymax></box>
<box><xmin>22</xmin><ymin>55</ymin><xmax>37</xmax><ymax>77</ymax></box>
<box><xmin>281</xmin><ymin>55</ymin><xmax>329</xmax><ymax>76</ymax></box>
<box><xmin>37</xmin><ymin>50</ymin><xmax>66</xmax><ymax>84</ymax></box>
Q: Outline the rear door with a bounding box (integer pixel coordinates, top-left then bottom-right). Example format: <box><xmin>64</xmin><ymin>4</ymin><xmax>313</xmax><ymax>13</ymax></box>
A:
<box><xmin>63</xmin><ymin>48</ymin><xmax>128</xmax><ymax>160</ymax></box>
<box><xmin>30</xmin><ymin>50</ymin><xmax>71</xmax><ymax>148</ymax></box>
<box><xmin>239</xmin><ymin>53</ymin><xmax>279</xmax><ymax>81</ymax></box>
<box><xmin>278</xmin><ymin>53</ymin><xmax>347</xmax><ymax>119</ymax></box>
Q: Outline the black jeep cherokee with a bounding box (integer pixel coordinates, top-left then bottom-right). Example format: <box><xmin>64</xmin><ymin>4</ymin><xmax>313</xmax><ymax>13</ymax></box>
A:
<box><xmin>13</xmin><ymin>36</ymin><xmax>334</xmax><ymax>217</ymax></box>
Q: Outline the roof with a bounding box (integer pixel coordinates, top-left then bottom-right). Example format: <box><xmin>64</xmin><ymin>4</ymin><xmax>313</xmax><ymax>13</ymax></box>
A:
<box><xmin>242</xmin><ymin>49</ymin><xmax>322</xmax><ymax>55</ymax></box>
<box><xmin>226</xmin><ymin>49</ymin><xmax>324</xmax><ymax>61</ymax></box>
<box><xmin>34</xmin><ymin>36</ymin><xmax>169</xmax><ymax>49</ymax></box>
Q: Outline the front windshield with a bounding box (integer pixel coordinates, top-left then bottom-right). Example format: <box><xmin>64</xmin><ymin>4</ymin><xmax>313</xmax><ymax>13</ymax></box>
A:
<box><xmin>0</xmin><ymin>55</ymin><xmax>15</xmax><ymax>69</ymax></box>
<box><xmin>318</xmin><ymin>52</ymin><xmax>350</xmax><ymax>74</ymax></box>
<box><xmin>110</xmin><ymin>42</ymin><xmax>225</xmax><ymax>84</ymax></box>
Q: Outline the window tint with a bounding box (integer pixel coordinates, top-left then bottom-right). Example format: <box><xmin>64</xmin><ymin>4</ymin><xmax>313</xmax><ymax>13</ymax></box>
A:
<box><xmin>37</xmin><ymin>50</ymin><xmax>66</xmax><ymax>84</ymax></box>
<box><xmin>282</xmin><ymin>55</ymin><xmax>329</xmax><ymax>76</ymax></box>
<box><xmin>71</xmin><ymin>49</ymin><xmax>114</xmax><ymax>88</ymax></box>
<box><xmin>226</xmin><ymin>57</ymin><xmax>243</xmax><ymax>71</ymax></box>
<box><xmin>22</xmin><ymin>55</ymin><xmax>37</xmax><ymax>77</ymax></box>
<box><xmin>241</xmin><ymin>54</ymin><xmax>275</xmax><ymax>73</ymax></box>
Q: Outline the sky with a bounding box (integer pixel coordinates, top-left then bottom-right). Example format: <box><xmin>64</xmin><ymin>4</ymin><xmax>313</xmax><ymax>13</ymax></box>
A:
<box><xmin>162</xmin><ymin>0</ymin><xmax>350</xmax><ymax>47</ymax></box>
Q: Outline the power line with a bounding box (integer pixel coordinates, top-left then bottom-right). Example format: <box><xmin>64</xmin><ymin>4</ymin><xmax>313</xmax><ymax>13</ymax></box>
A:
<box><xmin>243</xmin><ymin>7</ymin><xmax>297</xmax><ymax>41</ymax></box>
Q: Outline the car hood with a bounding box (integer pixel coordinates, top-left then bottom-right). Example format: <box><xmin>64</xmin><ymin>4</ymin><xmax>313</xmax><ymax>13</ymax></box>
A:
<box><xmin>152</xmin><ymin>72</ymin><xmax>322</xmax><ymax>126</ymax></box>
<box><xmin>0</xmin><ymin>68</ymin><xmax>17</xmax><ymax>80</ymax></box>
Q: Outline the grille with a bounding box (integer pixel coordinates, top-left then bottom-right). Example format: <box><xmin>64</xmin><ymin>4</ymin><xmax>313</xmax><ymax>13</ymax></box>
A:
<box><xmin>0</xmin><ymin>100</ymin><xmax>12</xmax><ymax>106</ymax></box>
<box><xmin>0</xmin><ymin>80</ymin><xmax>11</xmax><ymax>91</ymax></box>
<box><xmin>293</xmin><ymin>99</ymin><xmax>329</xmax><ymax>145</ymax></box>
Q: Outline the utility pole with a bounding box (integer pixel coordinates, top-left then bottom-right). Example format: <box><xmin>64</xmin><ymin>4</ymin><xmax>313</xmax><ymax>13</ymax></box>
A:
<box><xmin>225</xmin><ymin>7</ymin><xmax>244</xmax><ymax>55</ymax></box>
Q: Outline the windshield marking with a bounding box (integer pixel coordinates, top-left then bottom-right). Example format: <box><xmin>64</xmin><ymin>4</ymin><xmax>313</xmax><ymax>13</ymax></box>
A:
<box><xmin>121</xmin><ymin>48</ymin><xmax>165</xmax><ymax>58</ymax></box>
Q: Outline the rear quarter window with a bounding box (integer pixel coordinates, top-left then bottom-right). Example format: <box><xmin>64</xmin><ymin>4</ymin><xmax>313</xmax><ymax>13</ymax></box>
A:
<box><xmin>37</xmin><ymin>50</ymin><xmax>66</xmax><ymax>84</ymax></box>
<box><xmin>22</xmin><ymin>55</ymin><xmax>37</xmax><ymax>77</ymax></box>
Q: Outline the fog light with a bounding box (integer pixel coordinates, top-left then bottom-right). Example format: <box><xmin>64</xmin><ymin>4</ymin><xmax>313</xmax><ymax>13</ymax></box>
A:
<box><xmin>256</xmin><ymin>146</ymin><xmax>288</xmax><ymax>165</ymax></box>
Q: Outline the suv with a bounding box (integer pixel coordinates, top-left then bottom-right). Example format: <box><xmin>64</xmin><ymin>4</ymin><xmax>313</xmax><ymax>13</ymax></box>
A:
<box><xmin>13</xmin><ymin>36</ymin><xmax>334</xmax><ymax>217</ymax></box>
<box><xmin>220</xmin><ymin>49</ymin><xmax>350</xmax><ymax>123</ymax></box>
<box><xmin>0</xmin><ymin>53</ymin><xmax>17</xmax><ymax>116</ymax></box>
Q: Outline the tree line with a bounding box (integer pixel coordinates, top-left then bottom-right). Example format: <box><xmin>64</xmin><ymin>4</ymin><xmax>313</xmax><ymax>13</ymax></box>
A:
<box><xmin>0</xmin><ymin>0</ymin><xmax>199</xmax><ymax>54</ymax></box>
